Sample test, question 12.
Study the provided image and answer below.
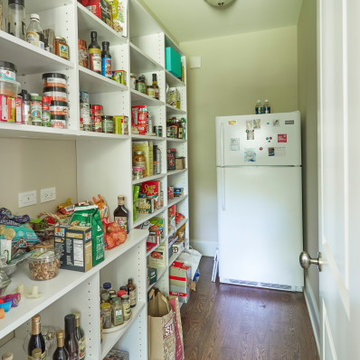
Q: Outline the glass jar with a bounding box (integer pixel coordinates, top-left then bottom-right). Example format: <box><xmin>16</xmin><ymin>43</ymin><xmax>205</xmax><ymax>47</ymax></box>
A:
<box><xmin>102</xmin><ymin>115</ymin><xmax>114</xmax><ymax>133</ymax></box>
<box><xmin>133</xmin><ymin>151</ymin><xmax>146</xmax><ymax>175</ymax></box>
<box><xmin>136</xmin><ymin>75</ymin><xmax>146</xmax><ymax>94</ymax></box>
<box><xmin>101</xmin><ymin>304</ymin><xmax>112</xmax><ymax>329</ymax></box>
<box><xmin>111</xmin><ymin>298</ymin><xmax>124</xmax><ymax>326</ymax></box>
<box><xmin>8</xmin><ymin>0</ymin><xmax>25</xmax><ymax>40</ymax></box>
<box><xmin>121</xmin><ymin>295</ymin><xmax>131</xmax><ymax>321</ymax></box>
<box><xmin>55</xmin><ymin>36</ymin><xmax>70</xmax><ymax>60</ymax></box>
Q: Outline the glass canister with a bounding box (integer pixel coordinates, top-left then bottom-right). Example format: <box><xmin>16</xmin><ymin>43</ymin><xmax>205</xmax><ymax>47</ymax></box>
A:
<box><xmin>135</xmin><ymin>75</ymin><xmax>146</xmax><ymax>94</ymax></box>
<box><xmin>121</xmin><ymin>295</ymin><xmax>131</xmax><ymax>321</ymax></box>
<box><xmin>101</xmin><ymin>303</ymin><xmax>112</xmax><ymax>329</ymax></box>
<box><xmin>8</xmin><ymin>0</ymin><xmax>25</xmax><ymax>40</ymax></box>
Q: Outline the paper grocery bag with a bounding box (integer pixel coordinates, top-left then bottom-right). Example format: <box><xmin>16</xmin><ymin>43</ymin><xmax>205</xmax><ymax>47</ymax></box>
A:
<box><xmin>148</xmin><ymin>290</ymin><xmax>176</xmax><ymax>360</ymax></box>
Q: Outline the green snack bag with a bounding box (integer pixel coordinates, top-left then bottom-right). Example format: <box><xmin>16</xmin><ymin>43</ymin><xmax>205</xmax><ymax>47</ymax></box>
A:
<box><xmin>70</xmin><ymin>205</ymin><xmax>105</xmax><ymax>266</ymax></box>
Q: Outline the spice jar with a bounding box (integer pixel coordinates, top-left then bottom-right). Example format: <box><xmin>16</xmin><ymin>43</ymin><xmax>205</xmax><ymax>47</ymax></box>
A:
<box><xmin>41</xmin><ymin>96</ymin><xmax>51</xmax><ymax>127</ymax></box>
<box><xmin>133</xmin><ymin>151</ymin><xmax>146</xmax><ymax>175</ymax></box>
<box><xmin>8</xmin><ymin>0</ymin><xmax>25</xmax><ymax>40</ymax></box>
<box><xmin>55</xmin><ymin>36</ymin><xmax>69</xmax><ymax>60</ymax></box>
<box><xmin>92</xmin><ymin>104</ymin><xmax>102</xmax><ymax>132</ymax></box>
<box><xmin>136</xmin><ymin>75</ymin><xmax>146</xmax><ymax>94</ymax></box>
<box><xmin>30</xmin><ymin>94</ymin><xmax>42</xmax><ymax>126</ymax></box>
<box><xmin>121</xmin><ymin>295</ymin><xmax>131</xmax><ymax>321</ymax></box>
<box><xmin>111</xmin><ymin>298</ymin><xmax>124</xmax><ymax>326</ymax></box>
<box><xmin>101</xmin><ymin>304</ymin><xmax>112</xmax><ymax>329</ymax></box>
<box><xmin>102</xmin><ymin>115</ymin><xmax>114</xmax><ymax>133</ymax></box>
<box><xmin>78</xmin><ymin>39</ymin><xmax>88</xmax><ymax>68</ymax></box>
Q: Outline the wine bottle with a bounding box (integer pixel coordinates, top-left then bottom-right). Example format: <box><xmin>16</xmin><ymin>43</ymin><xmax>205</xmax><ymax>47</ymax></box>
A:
<box><xmin>64</xmin><ymin>314</ymin><xmax>79</xmax><ymax>360</ymax></box>
<box><xmin>73</xmin><ymin>312</ymin><xmax>85</xmax><ymax>360</ymax></box>
<box><xmin>32</xmin><ymin>348</ymin><xmax>42</xmax><ymax>359</ymax></box>
<box><xmin>28</xmin><ymin>315</ymin><xmax>46</xmax><ymax>360</ymax></box>
<box><xmin>53</xmin><ymin>330</ymin><xmax>69</xmax><ymax>360</ymax></box>
<box><xmin>88</xmin><ymin>31</ymin><xmax>101</xmax><ymax>74</ymax></box>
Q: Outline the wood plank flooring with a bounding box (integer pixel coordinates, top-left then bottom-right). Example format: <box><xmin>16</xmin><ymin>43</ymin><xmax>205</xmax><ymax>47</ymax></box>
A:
<box><xmin>180</xmin><ymin>257</ymin><xmax>319</xmax><ymax>360</ymax></box>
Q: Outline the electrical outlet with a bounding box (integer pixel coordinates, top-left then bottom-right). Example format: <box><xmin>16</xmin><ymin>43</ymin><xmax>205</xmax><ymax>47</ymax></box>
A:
<box><xmin>40</xmin><ymin>187</ymin><xmax>56</xmax><ymax>203</ymax></box>
<box><xmin>18</xmin><ymin>190</ymin><xmax>37</xmax><ymax>208</ymax></box>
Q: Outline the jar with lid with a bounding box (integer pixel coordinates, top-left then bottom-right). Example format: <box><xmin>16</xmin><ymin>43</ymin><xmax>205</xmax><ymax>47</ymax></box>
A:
<box><xmin>92</xmin><ymin>104</ymin><xmax>103</xmax><ymax>132</ymax></box>
<box><xmin>111</xmin><ymin>298</ymin><xmax>124</xmax><ymax>326</ymax></box>
<box><xmin>135</xmin><ymin>75</ymin><xmax>146</xmax><ymax>94</ymax></box>
<box><xmin>55</xmin><ymin>36</ymin><xmax>70</xmax><ymax>60</ymax></box>
<box><xmin>8</xmin><ymin>0</ymin><xmax>25</xmax><ymax>40</ymax></box>
<box><xmin>0</xmin><ymin>61</ymin><xmax>16</xmax><ymax>81</ymax></box>
<box><xmin>101</xmin><ymin>282</ymin><xmax>112</xmax><ymax>303</ymax></box>
<box><xmin>101</xmin><ymin>303</ymin><xmax>112</xmax><ymax>329</ymax></box>
<box><xmin>133</xmin><ymin>151</ymin><xmax>146</xmax><ymax>176</ymax></box>
<box><xmin>102</xmin><ymin>115</ymin><xmax>114</xmax><ymax>133</ymax></box>
<box><xmin>30</xmin><ymin>94</ymin><xmax>42</xmax><ymax>126</ymax></box>
<box><xmin>121</xmin><ymin>294</ymin><xmax>131</xmax><ymax>321</ymax></box>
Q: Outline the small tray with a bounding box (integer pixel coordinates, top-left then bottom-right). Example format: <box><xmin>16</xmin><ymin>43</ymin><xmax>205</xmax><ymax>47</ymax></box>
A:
<box><xmin>102</xmin><ymin>320</ymin><xmax>129</xmax><ymax>334</ymax></box>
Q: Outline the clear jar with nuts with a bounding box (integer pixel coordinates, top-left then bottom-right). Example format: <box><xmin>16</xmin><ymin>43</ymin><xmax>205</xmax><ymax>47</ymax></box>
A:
<box><xmin>28</xmin><ymin>249</ymin><xmax>60</xmax><ymax>281</ymax></box>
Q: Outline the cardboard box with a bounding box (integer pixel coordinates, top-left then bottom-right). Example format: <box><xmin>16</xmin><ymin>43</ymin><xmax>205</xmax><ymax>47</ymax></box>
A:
<box><xmin>148</xmin><ymin>245</ymin><xmax>166</xmax><ymax>268</ymax></box>
<box><xmin>136</xmin><ymin>197</ymin><xmax>155</xmax><ymax>214</ymax></box>
<box><xmin>147</xmin><ymin>267</ymin><xmax>157</xmax><ymax>286</ymax></box>
<box><xmin>169</xmin><ymin>261</ymin><xmax>191</xmax><ymax>287</ymax></box>
<box><xmin>165</xmin><ymin>47</ymin><xmax>182</xmax><ymax>78</ymax></box>
<box><xmin>55</xmin><ymin>225</ymin><xmax>93</xmax><ymax>272</ymax></box>
<box><xmin>175</xmin><ymin>157</ymin><xmax>185</xmax><ymax>170</ymax></box>
<box><xmin>86</xmin><ymin>0</ymin><xmax>112</xmax><ymax>27</ymax></box>
<box><xmin>141</xmin><ymin>180</ymin><xmax>159</xmax><ymax>197</ymax></box>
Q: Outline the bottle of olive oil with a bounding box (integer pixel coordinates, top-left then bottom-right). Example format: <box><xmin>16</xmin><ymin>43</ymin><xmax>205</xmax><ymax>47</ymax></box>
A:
<box><xmin>28</xmin><ymin>315</ymin><xmax>46</xmax><ymax>359</ymax></box>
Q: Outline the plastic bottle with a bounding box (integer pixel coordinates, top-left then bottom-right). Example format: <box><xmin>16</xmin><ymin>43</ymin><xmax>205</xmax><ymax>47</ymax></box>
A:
<box><xmin>264</xmin><ymin>99</ymin><xmax>271</xmax><ymax>114</ymax></box>
<box><xmin>255</xmin><ymin>99</ymin><xmax>263</xmax><ymax>114</ymax></box>
<box><xmin>26</xmin><ymin>14</ymin><xmax>44</xmax><ymax>49</ymax></box>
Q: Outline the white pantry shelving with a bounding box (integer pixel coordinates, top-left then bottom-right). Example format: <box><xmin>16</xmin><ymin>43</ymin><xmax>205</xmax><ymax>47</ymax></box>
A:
<box><xmin>0</xmin><ymin>0</ymin><xmax>189</xmax><ymax>358</ymax></box>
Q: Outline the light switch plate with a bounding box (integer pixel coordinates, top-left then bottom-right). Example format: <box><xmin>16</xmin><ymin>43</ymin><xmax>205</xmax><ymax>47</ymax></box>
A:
<box><xmin>18</xmin><ymin>190</ymin><xmax>37</xmax><ymax>208</ymax></box>
<box><xmin>189</xmin><ymin>56</ymin><xmax>201</xmax><ymax>69</ymax></box>
<box><xmin>40</xmin><ymin>187</ymin><xmax>56</xmax><ymax>203</ymax></box>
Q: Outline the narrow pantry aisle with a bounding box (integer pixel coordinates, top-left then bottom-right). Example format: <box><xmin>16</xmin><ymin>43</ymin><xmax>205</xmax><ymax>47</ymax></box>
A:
<box><xmin>181</xmin><ymin>257</ymin><xmax>319</xmax><ymax>360</ymax></box>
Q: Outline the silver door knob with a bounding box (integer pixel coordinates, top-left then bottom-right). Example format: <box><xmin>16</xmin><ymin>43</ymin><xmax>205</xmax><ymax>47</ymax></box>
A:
<box><xmin>299</xmin><ymin>251</ymin><xmax>322</xmax><ymax>272</ymax></box>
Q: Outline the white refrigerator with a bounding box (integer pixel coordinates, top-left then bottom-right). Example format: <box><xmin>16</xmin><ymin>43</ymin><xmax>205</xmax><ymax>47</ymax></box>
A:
<box><xmin>216</xmin><ymin>111</ymin><xmax>304</xmax><ymax>292</ymax></box>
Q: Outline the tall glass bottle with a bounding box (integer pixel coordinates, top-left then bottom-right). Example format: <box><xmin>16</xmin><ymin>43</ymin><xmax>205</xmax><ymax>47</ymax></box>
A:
<box><xmin>88</xmin><ymin>31</ymin><xmax>101</xmax><ymax>74</ymax></box>
<box><xmin>53</xmin><ymin>330</ymin><xmax>69</xmax><ymax>360</ymax></box>
<box><xmin>64</xmin><ymin>314</ymin><xmax>79</xmax><ymax>360</ymax></box>
<box><xmin>101</xmin><ymin>41</ymin><xmax>112</xmax><ymax>78</ymax></box>
<box><xmin>32</xmin><ymin>349</ymin><xmax>42</xmax><ymax>359</ymax></box>
<box><xmin>127</xmin><ymin>278</ymin><xmax>137</xmax><ymax>308</ymax></box>
<box><xmin>114</xmin><ymin>195</ymin><xmax>129</xmax><ymax>234</ymax></box>
<box><xmin>26</xmin><ymin>13</ymin><xmax>44</xmax><ymax>49</ymax></box>
<box><xmin>152</xmin><ymin>73</ymin><xmax>160</xmax><ymax>100</ymax></box>
<box><xmin>28</xmin><ymin>314</ymin><xmax>46</xmax><ymax>359</ymax></box>
<box><xmin>73</xmin><ymin>312</ymin><xmax>85</xmax><ymax>360</ymax></box>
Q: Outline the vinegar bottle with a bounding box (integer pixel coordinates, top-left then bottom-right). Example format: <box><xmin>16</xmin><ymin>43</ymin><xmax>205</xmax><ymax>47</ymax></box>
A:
<box><xmin>88</xmin><ymin>31</ymin><xmax>101</xmax><ymax>74</ymax></box>
<box><xmin>28</xmin><ymin>314</ymin><xmax>46</xmax><ymax>359</ymax></box>
<box><xmin>64</xmin><ymin>314</ymin><xmax>79</xmax><ymax>360</ymax></box>
<box><xmin>53</xmin><ymin>330</ymin><xmax>69</xmax><ymax>360</ymax></box>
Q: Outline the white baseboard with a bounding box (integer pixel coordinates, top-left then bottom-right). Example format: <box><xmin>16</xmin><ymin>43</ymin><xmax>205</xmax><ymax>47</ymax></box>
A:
<box><xmin>304</xmin><ymin>275</ymin><xmax>321</xmax><ymax>355</ymax></box>
<box><xmin>190</xmin><ymin>239</ymin><xmax>217</xmax><ymax>257</ymax></box>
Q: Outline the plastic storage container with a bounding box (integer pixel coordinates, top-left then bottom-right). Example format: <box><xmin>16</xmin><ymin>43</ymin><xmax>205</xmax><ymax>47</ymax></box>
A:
<box><xmin>0</xmin><ymin>79</ymin><xmax>20</xmax><ymax>97</ymax></box>
<box><xmin>28</xmin><ymin>249</ymin><xmax>60</xmax><ymax>281</ymax></box>
<box><xmin>165</xmin><ymin>47</ymin><xmax>181</xmax><ymax>78</ymax></box>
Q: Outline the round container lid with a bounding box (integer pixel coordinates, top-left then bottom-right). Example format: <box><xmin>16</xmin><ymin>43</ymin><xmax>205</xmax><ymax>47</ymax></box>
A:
<box><xmin>30</xmin><ymin>13</ymin><xmax>40</xmax><ymax>21</ymax></box>
<box><xmin>0</xmin><ymin>61</ymin><xmax>17</xmax><ymax>72</ymax></box>
<box><xmin>42</xmin><ymin>73</ymin><xmax>67</xmax><ymax>80</ymax></box>
<box><xmin>29</xmin><ymin>250</ymin><xmax>56</xmax><ymax>263</ymax></box>
<box><xmin>43</xmin><ymin>86</ymin><xmax>67</xmax><ymax>93</ymax></box>
<box><xmin>103</xmin><ymin>282</ymin><xmax>112</xmax><ymax>290</ymax></box>
<box><xmin>51</xmin><ymin>100</ymin><xmax>68</xmax><ymax>106</ymax></box>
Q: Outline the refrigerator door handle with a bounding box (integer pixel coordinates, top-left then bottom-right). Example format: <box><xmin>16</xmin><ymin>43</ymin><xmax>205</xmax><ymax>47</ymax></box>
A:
<box><xmin>222</xmin><ymin>168</ymin><xmax>226</xmax><ymax>211</ymax></box>
<box><xmin>221</xmin><ymin>122</ymin><xmax>225</xmax><ymax>166</ymax></box>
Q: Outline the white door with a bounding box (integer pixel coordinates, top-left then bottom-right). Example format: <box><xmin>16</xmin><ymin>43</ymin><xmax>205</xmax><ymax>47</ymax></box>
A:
<box><xmin>316</xmin><ymin>0</ymin><xmax>360</xmax><ymax>358</ymax></box>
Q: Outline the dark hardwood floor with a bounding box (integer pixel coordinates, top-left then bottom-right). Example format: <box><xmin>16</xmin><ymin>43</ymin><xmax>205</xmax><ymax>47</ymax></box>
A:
<box><xmin>180</xmin><ymin>257</ymin><xmax>319</xmax><ymax>360</ymax></box>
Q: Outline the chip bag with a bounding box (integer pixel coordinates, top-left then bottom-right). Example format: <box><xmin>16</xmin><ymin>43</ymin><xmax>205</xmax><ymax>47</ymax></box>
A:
<box><xmin>70</xmin><ymin>205</ymin><xmax>105</xmax><ymax>266</ymax></box>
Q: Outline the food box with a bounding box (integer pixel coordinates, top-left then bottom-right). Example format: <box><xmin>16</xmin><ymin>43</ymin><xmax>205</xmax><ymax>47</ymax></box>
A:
<box><xmin>131</xmin><ymin>105</ymin><xmax>147</xmax><ymax>135</ymax></box>
<box><xmin>165</xmin><ymin>47</ymin><xmax>181</xmax><ymax>78</ymax></box>
<box><xmin>175</xmin><ymin>157</ymin><xmax>185</xmax><ymax>170</ymax></box>
<box><xmin>0</xmin><ymin>95</ymin><xmax>7</xmax><ymax>121</ymax></box>
<box><xmin>147</xmin><ymin>267</ymin><xmax>157</xmax><ymax>286</ymax></box>
<box><xmin>148</xmin><ymin>245</ymin><xmax>166</xmax><ymax>268</ymax></box>
<box><xmin>147</xmin><ymin>229</ymin><xmax>161</xmax><ymax>246</ymax></box>
<box><xmin>141</xmin><ymin>180</ymin><xmax>159</xmax><ymax>197</ymax></box>
<box><xmin>86</xmin><ymin>0</ymin><xmax>112</xmax><ymax>27</ymax></box>
<box><xmin>136</xmin><ymin>197</ymin><xmax>155</xmax><ymax>214</ymax></box>
<box><xmin>168</xmin><ymin>205</ymin><xmax>175</xmax><ymax>228</ymax></box>
<box><xmin>174</xmin><ymin>187</ymin><xmax>184</xmax><ymax>197</ymax></box>
<box><xmin>54</xmin><ymin>225</ymin><xmax>93</xmax><ymax>272</ymax></box>
<box><xmin>169</xmin><ymin>284</ymin><xmax>190</xmax><ymax>303</ymax></box>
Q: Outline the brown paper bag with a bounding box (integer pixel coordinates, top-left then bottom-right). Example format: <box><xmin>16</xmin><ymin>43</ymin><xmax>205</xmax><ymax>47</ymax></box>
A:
<box><xmin>148</xmin><ymin>290</ymin><xmax>176</xmax><ymax>360</ymax></box>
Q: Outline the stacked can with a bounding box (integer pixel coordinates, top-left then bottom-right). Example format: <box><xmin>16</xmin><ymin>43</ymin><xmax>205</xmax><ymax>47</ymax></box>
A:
<box><xmin>80</xmin><ymin>91</ymin><xmax>91</xmax><ymax>131</ymax></box>
<box><xmin>42</xmin><ymin>73</ymin><xmax>69</xmax><ymax>129</ymax></box>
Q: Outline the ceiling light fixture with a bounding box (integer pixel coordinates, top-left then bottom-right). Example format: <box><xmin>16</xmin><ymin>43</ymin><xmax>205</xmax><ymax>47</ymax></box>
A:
<box><xmin>204</xmin><ymin>0</ymin><xmax>236</xmax><ymax>8</ymax></box>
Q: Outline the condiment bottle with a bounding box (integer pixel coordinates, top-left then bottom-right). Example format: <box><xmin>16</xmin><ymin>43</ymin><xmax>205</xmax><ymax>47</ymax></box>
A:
<box><xmin>2</xmin><ymin>353</ymin><xmax>14</xmax><ymax>360</ymax></box>
<box><xmin>64</xmin><ymin>314</ymin><xmax>79</xmax><ymax>360</ymax></box>
<box><xmin>8</xmin><ymin>0</ymin><xmax>25</xmax><ymax>40</ymax></box>
<box><xmin>53</xmin><ymin>330</ymin><xmax>69</xmax><ymax>360</ymax></box>
<box><xmin>28</xmin><ymin>314</ymin><xmax>46</xmax><ymax>359</ymax></box>
<box><xmin>26</xmin><ymin>13</ymin><xmax>44</xmax><ymax>49</ymax></box>
<box><xmin>127</xmin><ymin>278</ymin><xmax>137</xmax><ymax>308</ymax></box>
<box><xmin>101</xmin><ymin>41</ymin><xmax>112</xmax><ymax>78</ymax></box>
<box><xmin>74</xmin><ymin>312</ymin><xmax>85</xmax><ymax>360</ymax></box>
<box><xmin>152</xmin><ymin>73</ymin><xmax>160</xmax><ymax>99</ymax></box>
<box><xmin>121</xmin><ymin>294</ymin><xmax>131</xmax><ymax>321</ymax></box>
<box><xmin>111</xmin><ymin>298</ymin><xmax>124</xmax><ymax>326</ymax></box>
<box><xmin>88</xmin><ymin>31</ymin><xmax>101</xmax><ymax>74</ymax></box>
<box><xmin>114</xmin><ymin>195</ymin><xmax>129</xmax><ymax>234</ymax></box>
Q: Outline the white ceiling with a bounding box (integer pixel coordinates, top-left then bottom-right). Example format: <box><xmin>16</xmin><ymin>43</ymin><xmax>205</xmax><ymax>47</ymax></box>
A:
<box><xmin>141</xmin><ymin>0</ymin><xmax>303</xmax><ymax>43</ymax></box>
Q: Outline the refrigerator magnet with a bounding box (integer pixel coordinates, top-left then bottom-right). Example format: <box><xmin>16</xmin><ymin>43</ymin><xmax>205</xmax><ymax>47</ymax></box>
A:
<box><xmin>273</xmin><ymin>119</ymin><xmax>280</xmax><ymax>126</ymax></box>
<box><xmin>244</xmin><ymin>149</ymin><xmax>256</xmax><ymax>162</ymax></box>
<box><xmin>246</xmin><ymin>120</ymin><xmax>254</xmax><ymax>130</ymax></box>
<box><xmin>247</xmin><ymin>129</ymin><xmax>255</xmax><ymax>140</ymax></box>
<box><xmin>230</xmin><ymin>138</ymin><xmax>240</xmax><ymax>151</ymax></box>
<box><xmin>268</xmin><ymin>147</ymin><xmax>275</xmax><ymax>157</ymax></box>
<box><xmin>278</xmin><ymin>134</ymin><xmax>288</xmax><ymax>143</ymax></box>
<box><xmin>253</xmin><ymin>119</ymin><xmax>261</xmax><ymax>129</ymax></box>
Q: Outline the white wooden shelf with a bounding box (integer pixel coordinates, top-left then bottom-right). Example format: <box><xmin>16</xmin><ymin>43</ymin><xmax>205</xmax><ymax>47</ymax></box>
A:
<box><xmin>146</xmin><ymin>243</ymin><xmax>160</xmax><ymax>257</ymax></box>
<box><xmin>132</xmin><ymin>134</ymin><xmax>165</xmax><ymax>141</ymax></box>
<box><xmin>0</xmin><ymin>229</ymin><xmax>147</xmax><ymax>340</ymax></box>
<box><xmin>168</xmin><ymin>218</ymin><xmax>188</xmax><ymax>238</ymax></box>
<box><xmin>165</xmin><ymin>70</ymin><xmax>185</xmax><ymax>87</ymax></box>
<box><xmin>0</xmin><ymin>123</ymin><xmax>130</xmax><ymax>140</ymax></box>
<box><xmin>133</xmin><ymin>207</ymin><xmax>166</xmax><ymax>228</ymax></box>
<box><xmin>131</xmin><ymin>89</ymin><xmax>165</xmax><ymax>106</ymax></box>
<box><xmin>166</xmin><ymin>104</ymin><xmax>187</xmax><ymax>115</ymax></box>
<box><xmin>147</xmin><ymin>267</ymin><xmax>167</xmax><ymax>292</ymax></box>
<box><xmin>77</xmin><ymin>3</ymin><xmax>128</xmax><ymax>45</ymax></box>
<box><xmin>130</xmin><ymin>42</ymin><xmax>164</xmax><ymax>73</ymax></box>
<box><xmin>79</xmin><ymin>66</ymin><xmax>128</xmax><ymax>93</ymax></box>
<box><xmin>167</xmin><ymin>169</ymin><xmax>187</xmax><ymax>176</ymax></box>
<box><xmin>101</xmin><ymin>302</ymin><xmax>146</xmax><ymax>357</ymax></box>
<box><xmin>169</xmin><ymin>247</ymin><xmax>185</xmax><ymax>267</ymax></box>
<box><xmin>168</xmin><ymin>195</ymin><xmax>188</xmax><ymax>208</ymax></box>
<box><xmin>132</xmin><ymin>173</ymin><xmax>166</xmax><ymax>185</ymax></box>
<box><xmin>0</xmin><ymin>31</ymin><xmax>73</xmax><ymax>74</ymax></box>
<box><xmin>166</xmin><ymin>137</ymin><xmax>186</xmax><ymax>143</ymax></box>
